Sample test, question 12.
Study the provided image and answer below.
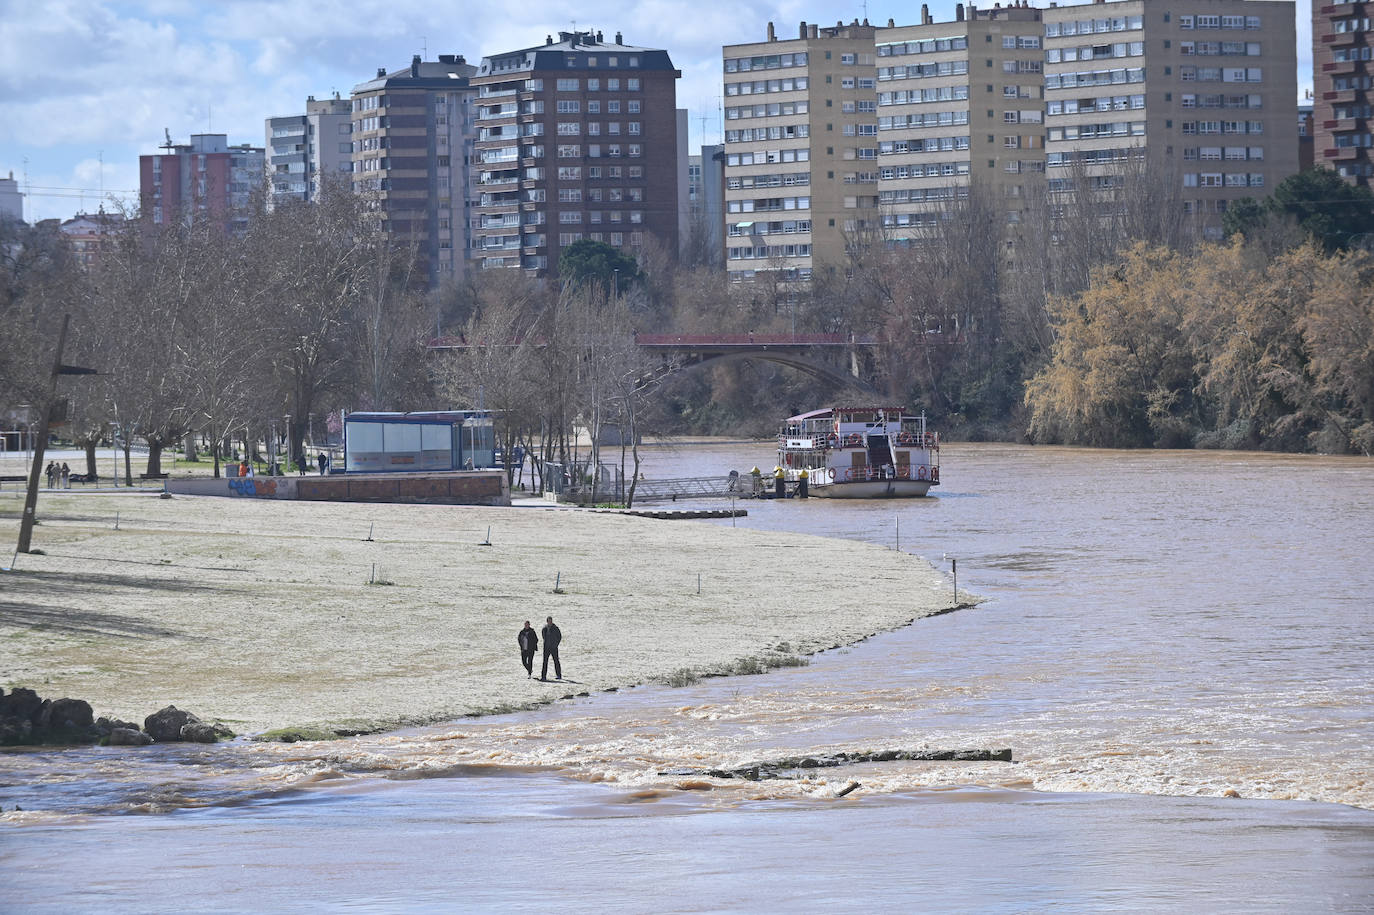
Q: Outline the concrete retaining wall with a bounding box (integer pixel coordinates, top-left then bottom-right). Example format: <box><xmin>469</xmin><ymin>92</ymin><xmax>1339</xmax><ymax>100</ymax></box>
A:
<box><xmin>165</xmin><ymin>471</ymin><xmax>509</xmax><ymax>506</ymax></box>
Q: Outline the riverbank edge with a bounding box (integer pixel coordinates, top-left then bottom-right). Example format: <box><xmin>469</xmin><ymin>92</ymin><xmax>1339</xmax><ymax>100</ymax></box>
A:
<box><xmin>1</xmin><ymin>493</ymin><xmax>972</xmax><ymax>743</ymax></box>
<box><xmin>249</xmin><ymin>598</ymin><xmax>981</xmax><ymax>743</ymax></box>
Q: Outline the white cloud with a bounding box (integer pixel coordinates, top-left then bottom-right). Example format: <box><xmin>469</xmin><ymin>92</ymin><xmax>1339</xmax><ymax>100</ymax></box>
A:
<box><xmin>0</xmin><ymin>0</ymin><xmax>1318</xmax><ymax>224</ymax></box>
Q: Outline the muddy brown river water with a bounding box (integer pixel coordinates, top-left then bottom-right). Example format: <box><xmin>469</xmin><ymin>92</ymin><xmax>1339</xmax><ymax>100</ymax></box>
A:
<box><xmin>3</xmin><ymin>443</ymin><xmax>1373</xmax><ymax>910</ymax></box>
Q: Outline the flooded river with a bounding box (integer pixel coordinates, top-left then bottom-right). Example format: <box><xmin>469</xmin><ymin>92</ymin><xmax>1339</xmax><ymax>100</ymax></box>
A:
<box><xmin>4</xmin><ymin>443</ymin><xmax>1374</xmax><ymax>910</ymax></box>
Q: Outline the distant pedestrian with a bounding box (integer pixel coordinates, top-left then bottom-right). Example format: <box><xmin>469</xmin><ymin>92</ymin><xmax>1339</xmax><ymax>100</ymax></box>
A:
<box><xmin>245</xmin><ymin>462</ymin><xmax>255</xmax><ymax>478</ymax></box>
<box><xmin>517</xmin><ymin>620</ymin><xmax>538</xmax><ymax>678</ymax></box>
<box><xmin>296</xmin><ymin>452</ymin><xmax>307</xmax><ymax>476</ymax></box>
<box><xmin>45</xmin><ymin>461</ymin><xmax>56</xmax><ymax>488</ymax></box>
<box><xmin>60</xmin><ymin>463</ymin><xmax>70</xmax><ymax>488</ymax></box>
<box><xmin>540</xmin><ymin>616</ymin><xmax>563</xmax><ymax>681</ymax></box>
<box><xmin>238</xmin><ymin>460</ymin><xmax>249</xmax><ymax>478</ymax></box>
<box><xmin>317</xmin><ymin>452</ymin><xmax>327</xmax><ymax>475</ymax></box>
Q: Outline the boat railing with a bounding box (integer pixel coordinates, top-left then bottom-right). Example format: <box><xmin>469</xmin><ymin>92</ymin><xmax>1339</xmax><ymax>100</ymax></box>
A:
<box><xmin>829</xmin><ymin>463</ymin><xmax>939</xmax><ymax>484</ymax></box>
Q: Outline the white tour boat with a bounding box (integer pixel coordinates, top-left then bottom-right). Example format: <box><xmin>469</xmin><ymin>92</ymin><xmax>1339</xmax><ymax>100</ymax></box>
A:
<box><xmin>777</xmin><ymin>405</ymin><xmax>940</xmax><ymax>498</ymax></box>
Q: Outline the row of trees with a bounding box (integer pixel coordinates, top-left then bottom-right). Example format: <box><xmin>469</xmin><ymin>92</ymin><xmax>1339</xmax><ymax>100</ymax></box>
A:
<box><xmin>6</xmin><ymin>164</ymin><xmax>1373</xmax><ymax>480</ymax></box>
<box><xmin>1</xmin><ymin>187</ymin><xmax>435</xmax><ymax>478</ymax></box>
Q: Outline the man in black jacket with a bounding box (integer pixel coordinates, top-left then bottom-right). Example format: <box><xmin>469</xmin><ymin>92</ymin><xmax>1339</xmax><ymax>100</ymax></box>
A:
<box><xmin>540</xmin><ymin>616</ymin><xmax>562</xmax><ymax>681</ymax></box>
<box><xmin>517</xmin><ymin>620</ymin><xmax>538</xmax><ymax>678</ymax></box>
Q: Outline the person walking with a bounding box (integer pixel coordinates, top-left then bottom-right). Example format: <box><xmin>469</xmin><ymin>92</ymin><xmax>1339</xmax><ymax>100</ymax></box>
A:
<box><xmin>517</xmin><ymin>620</ymin><xmax>539</xmax><ymax>678</ymax></box>
<box><xmin>60</xmin><ymin>462</ymin><xmax>70</xmax><ymax>488</ymax></box>
<box><xmin>540</xmin><ymin>616</ymin><xmax>563</xmax><ymax>681</ymax></box>
<box><xmin>45</xmin><ymin>462</ymin><xmax>56</xmax><ymax>488</ymax></box>
<box><xmin>317</xmin><ymin>452</ymin><xmax>328</xmax><ymax>475</ymax></box>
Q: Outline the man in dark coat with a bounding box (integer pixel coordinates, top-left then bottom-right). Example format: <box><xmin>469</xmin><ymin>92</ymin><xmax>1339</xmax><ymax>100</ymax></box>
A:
<box><xmin>540</xmin><ymin>616</ymin><xmax>562</xmax><ymax>681</ymax></box>
<box><xmin>517</xmin><ymin>620</ymin><xmax>538</xmax><ymax>678</ymax></box>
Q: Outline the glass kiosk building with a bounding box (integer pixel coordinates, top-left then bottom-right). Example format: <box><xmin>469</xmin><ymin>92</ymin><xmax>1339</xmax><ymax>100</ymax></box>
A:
<box><xmin>343</xmin><ymin>411</ymin><xmax>495</xmax><ymax>473</ymax></box>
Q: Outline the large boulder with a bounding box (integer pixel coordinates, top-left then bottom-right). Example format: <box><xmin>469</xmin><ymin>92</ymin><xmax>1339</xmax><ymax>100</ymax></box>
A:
<box><xmin>38</xmin><ymin>698</ymin><xmax>94</xmax><ymax>731</ymax></box>
<box><xmin>0</xmin><ymin>687</ymin><xmax>42</xmax><ymax>722</ymax></box>
<box><xmin>107</xmin><ymin>727</ymin><xmax>153</xmax><ymax>747</ymax></box>
<box><xmin>95</xmin><ymin>716</ymin><xmax>143</xmax><ymax>738</ymax></box>
<box><xmin>144</xmin><ymin>705</ymin><xmax>199</xmax><ymax>742</ymax></box>
<box><xmin>180</xmin><ymin>722</ymin><xmax>219</xmax><ymax>743</ymax></box>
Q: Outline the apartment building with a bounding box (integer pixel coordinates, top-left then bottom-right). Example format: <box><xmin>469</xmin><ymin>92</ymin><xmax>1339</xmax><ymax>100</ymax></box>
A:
<box><xmin>139</xmin><ymin>134</ymin><xmax>264</xmax><ymax>235</ymax></box>
<box><xmin>59</xmin><ymin>210</ymin><xmax>126</xmax><ymax>268</ymax></box>
<box><xmin>1312</xmin><ymin>0</ymin><xmax>1373</xmax><ymax>185</ymax></box>
<box><xmin>686</xmin><ymin>145</ymin><xmax>726</xmax><ymax>265</ymax></box>
<box><xmin>470</xmin><ymin>31</ymin><xmax>681</xmax><ymax>276</ymax></box>
<box><xmin>265</xmin><ymin>94</ymin><xmax>353</xmax><ymax>207</ymax></box>
<box><xmin>350</xmin><ymin>54</ymin><xmax>479</xmax><ymax>286</ymax></box>
<box><xmin>722</xmin><ymin>20</ymin><xmax>877</xmax><ymax>283</ymax></box>
<box><xmin>0</xmin><ymin>171</ymin><xmax>22</xmax><ymax>222</ymax></box>
<box><xmin>1043</xmin><ymin>0</ymin><xmax>1296</xmax><ymax>240</ymax></box>
<box><xmin>877</xmin><ymin>3</ymin><xmax>1047</xmax><ymax>241</ymax></box>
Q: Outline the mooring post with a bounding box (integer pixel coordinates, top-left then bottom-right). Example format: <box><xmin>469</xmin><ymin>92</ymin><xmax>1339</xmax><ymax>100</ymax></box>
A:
<box><xmin>952</xmin><ymin>558</ymin><xmax>957</xmax><ymax>604</ymax></box>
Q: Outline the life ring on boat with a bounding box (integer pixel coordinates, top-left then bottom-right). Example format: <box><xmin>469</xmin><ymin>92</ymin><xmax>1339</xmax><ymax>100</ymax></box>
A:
<box><xmin>917</xmin><ymin>465</ymin><xmax>927</xmax><ymax>480</ymax></box>
<box><xmin>827</xmin><ymin>434</ymin><xmax>838</xmax><ymax>448</ymax></box>
<box><xmin>897</xmin><ymin>432</ymin><xmax>914</xmax><ymax>445</ymax></box>
<box><xmin>845</xmin><ymin>433</ymin><xmax>861</xmax><ymax>447</ymax></box>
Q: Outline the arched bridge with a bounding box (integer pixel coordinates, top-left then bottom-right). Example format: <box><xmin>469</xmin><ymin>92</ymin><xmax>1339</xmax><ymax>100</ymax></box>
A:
<box><xmin>634</xmin><ymin>333</ymin><xmax>882</xmax><ymax>394</ymax></box>
<box><xmin>429</xmin><ymin>332</ymin><xmax>885</xmax><ymax>394</ymax></box>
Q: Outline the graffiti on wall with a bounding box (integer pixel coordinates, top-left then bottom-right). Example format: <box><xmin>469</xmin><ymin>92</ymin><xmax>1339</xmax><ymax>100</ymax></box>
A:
<box><xmin>227</xmin><ymin>478</ymin><xmax>278</xmax><ymax>497</ymax></box>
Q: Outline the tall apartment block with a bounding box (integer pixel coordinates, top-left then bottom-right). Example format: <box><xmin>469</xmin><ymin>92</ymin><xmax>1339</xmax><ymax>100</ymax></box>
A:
<box><xmin>1312</xmin><ymin>0</ymin><xmax>1373</xmax><ymax>185</ymax></box>
<box><xmin>721</xmin><ymin>0</ymin><xmax>1297</xmax><ymax>274</ymax></box>
<box><xmin>139</xmin><ymin>134</ymin><xmax>264</xmax><ymax>235</ymax></box>
<box><xmin>1044</xmin><ymin>0</ymin><xmax>1296</xmax><ymax>241</ymax></box>
<box><xmin>265</xmin><ymin>94</ymin><xmax>353</xmax><ymax>206</ymax></box>
<box><xmin>350</xmin><ymin>55</ymin><xmax>479</xmax><ymax>287</ymax></box>
<box><xmin>687</xmin><ymin>145</ymin><xmax>726</xmax><ymax>265</ymax></box>
<box><xmin>876</xmin><ymin>3</ymin><xmax>1047</xmax><ymax>242</ymax></box>
<box><xmin>470</xmin><ymin>31</ymin><xmax>681</xmax><ymax>275</ymax></box>
<box><xmin>722</xmin><ymin>20</ymin><xmax>877</xmax><ymax>283</ymax></box>
<box><xmin>0</xmin><ymin>171</ymin><xmax>22</xmax><ymax>222</ymax></box>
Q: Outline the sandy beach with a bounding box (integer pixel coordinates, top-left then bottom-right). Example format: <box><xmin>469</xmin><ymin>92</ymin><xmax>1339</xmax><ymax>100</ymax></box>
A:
<box><xmin>1</xmin><ymin>489</ymin><xmax>962</xmax><ymax>737</ymax></box>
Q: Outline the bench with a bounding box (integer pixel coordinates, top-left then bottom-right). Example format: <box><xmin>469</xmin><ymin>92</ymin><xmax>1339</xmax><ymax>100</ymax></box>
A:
<box><xmin>139</xmin><ymin>472</ymin><xmax>169</xmax><ymax>481</ymax></box>
<box><xmin>69</xmin><ymin>473</ymin><xmax>99</xmax><ymax>485</ymax></box>
<box><xmin>0</xmin><ymin>475</ymin><xmax>27</xmax><ymax>483</ymax></box>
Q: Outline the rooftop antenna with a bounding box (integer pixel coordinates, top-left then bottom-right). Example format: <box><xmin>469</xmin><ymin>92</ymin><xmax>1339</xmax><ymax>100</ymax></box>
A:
<box><xmin>162</xmin><ymin>128</ymin><xmax>174</xmax><ymax>151</ymax></box>
<box><xmin>422</xmin><ymin>35</ymin><xmax>427</xmax><ymax>58</ymax></box>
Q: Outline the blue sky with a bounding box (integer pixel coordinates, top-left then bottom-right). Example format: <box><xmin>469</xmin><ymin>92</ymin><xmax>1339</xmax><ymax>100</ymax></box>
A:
<box><xmin>0</xmin><ymin>0</ymin><xmax>1313</xmax><ymax>224</ymax></box>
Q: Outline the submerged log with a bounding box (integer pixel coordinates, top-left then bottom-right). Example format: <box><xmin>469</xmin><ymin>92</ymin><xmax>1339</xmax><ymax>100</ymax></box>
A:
<box><xmin>667</xmin><ymin>747</ymin><xmax>1014</xmax><ymax>780</ymax></box>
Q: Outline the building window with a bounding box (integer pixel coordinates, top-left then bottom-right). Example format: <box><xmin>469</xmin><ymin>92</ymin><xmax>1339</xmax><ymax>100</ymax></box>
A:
<box><xmin>556</xmin><ymin>79</ymin><xmax>579</xmax><ymax>91</ymax></box>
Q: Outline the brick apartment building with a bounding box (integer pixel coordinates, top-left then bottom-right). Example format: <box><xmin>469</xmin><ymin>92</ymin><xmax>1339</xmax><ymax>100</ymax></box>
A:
<box><xmin>1312</xmin><ymin>0</ymin><xmax>1373</xmax><ymax>185</ymax></box>
<box><xmin>139</xmin><ymin>133</ymin><xmax>264</xmax><ymax>235</ymax></box>
<box><xmin>350</xmin><ymin>55</ymin><xmax>480</xmax><ymax>286</ymax></box>
<box><xmin>470</xmin><ymin>31</ymin><xmax>681</xmax><ymax>275</ymax></box>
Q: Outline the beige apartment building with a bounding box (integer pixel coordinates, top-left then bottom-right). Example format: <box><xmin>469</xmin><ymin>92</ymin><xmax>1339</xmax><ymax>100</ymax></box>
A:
<box><xmin>1043</xmin><ymin>0</ymin><xmax>1297</xmax><ymax>240</ymax></box>
<box><xmin>721</xmin><ymin>0</ymin><xmax>1298</xmax><ymax>274</ymax></box>
<box><xmin>877</xmin><ymin>3</ymin><xmax>1048</xmax><ymax>242</ymax></box>
<box><xmin>722</xmin><ymin>20</ymin><xmax>878</xmax><ymax>283</ymax></box>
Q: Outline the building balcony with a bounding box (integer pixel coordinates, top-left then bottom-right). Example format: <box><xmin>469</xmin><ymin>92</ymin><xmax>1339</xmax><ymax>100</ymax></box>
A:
<box><xmin>1325</xmin><ymin>146</ymin><xmax>1361</xmax><ymax>159</ymax></box>
<box><xmin>1322</xmin><ymin>31</ymin><xmax>1363</xmax><ymax>46</ymax></box>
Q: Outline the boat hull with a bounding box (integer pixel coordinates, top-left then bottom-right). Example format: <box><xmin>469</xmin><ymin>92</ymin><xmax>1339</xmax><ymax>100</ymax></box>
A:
<box><xmin>808</xmin><ymin>479</ymin><xmax>933</xmax><ymax>498</ymax></box>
